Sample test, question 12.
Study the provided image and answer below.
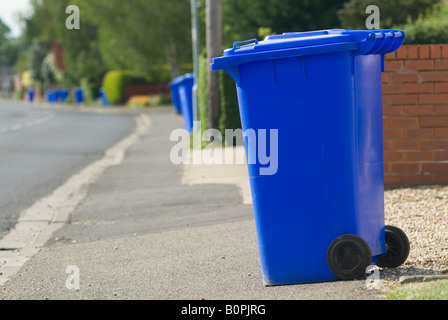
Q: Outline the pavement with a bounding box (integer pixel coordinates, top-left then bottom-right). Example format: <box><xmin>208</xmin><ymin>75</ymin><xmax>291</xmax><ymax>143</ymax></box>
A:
<box><xmin>0</xmin><ymin>102</ymin><xmax>386</xmax><ymax>300</ymax></box>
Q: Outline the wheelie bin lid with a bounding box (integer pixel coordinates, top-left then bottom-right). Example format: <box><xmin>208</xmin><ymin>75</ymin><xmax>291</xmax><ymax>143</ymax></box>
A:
<box><xmin>211</xmin><ymin>29</ymin><xmax>404</xmax><ymax>71</ymax></box>
<box><xmin>169</xmin><ymin>73</ymin><xmax>194</xmax><ymax>87</ymax></box>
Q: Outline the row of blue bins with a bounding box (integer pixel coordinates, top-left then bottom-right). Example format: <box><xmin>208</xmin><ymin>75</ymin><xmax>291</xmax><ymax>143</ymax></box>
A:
<box><xmin>169</xmin><ymin>73</ymin><xmax>194</xmax><ymax>133</ymax></box>
<box><xmin>27</xmin><ymin>88</ymin><xmax>84</xmax><ymax>104</ymax></box>
<box><xmin>27</xmin><ymin>88</ymin><xmax>109</xmax><ymax>107</ymax></box>
<box><xmin>47</xmin><ymin>88</ymin><xmax>84</xmax><ymax>103</ymax></box>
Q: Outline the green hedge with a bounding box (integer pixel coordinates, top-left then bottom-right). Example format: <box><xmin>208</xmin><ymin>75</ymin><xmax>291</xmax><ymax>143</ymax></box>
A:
<box><xmin>102</xmin><ymin>70</ymin><xmax>132</xmax><ymax>105</ymax></box>
<box><xmin>219</xmin><ymin>70</ymin><xmax>241</xmax><ymax>145</ymax></box>
<box><xmin>396</xmin><ymin>3</ymin><xmax>448</xmax><ymax>44</ymax></box>
<box><xmin>103</xmin><ymin>64</ymin><xmax>194</xmax><ymax>106</ymax></box>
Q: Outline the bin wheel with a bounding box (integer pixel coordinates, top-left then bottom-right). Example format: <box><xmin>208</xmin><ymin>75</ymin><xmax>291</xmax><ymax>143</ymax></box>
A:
<box><xmin>376</xmin><ymin>225</ymin><xmax>410</xmax><ymax>269</ymax></box>
<box><xmin>327</xmin><ymin>234</ymin><xmax>372</xmax><ymax>280</ymax></box>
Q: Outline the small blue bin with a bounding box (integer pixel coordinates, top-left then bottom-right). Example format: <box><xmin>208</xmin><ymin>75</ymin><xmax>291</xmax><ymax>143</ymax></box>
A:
<box><xmin>99</xmin><ymin>88</ymin><xmax>109</xmax><ymax>107</ymax></box>
<box><xmin>169</xmin><ymin>73</ymin><xmax>194</xmax><ymax>132</ymax></box>
<box><xmin>46</xmin><ymin>90</ymin><xmax>58</xmax><ymax>103</ymax></box>
<box><xmin>74</xmin><ymin>87</ymin><xmax>84</xmax><ymax>104</ymax></box>
<box><xmin>58</xmin><ymin>89</ymin><xmax>70</xmax><ymax>102</ymax></box>
<box><xmin>211</xmin><ymin>30</ymin><xmax>408</xmax><ymax>285</ymax></box>
<box><xmin>168</xmin><ymin>80</ymin><xmax>182</xmax><ymax>115</ymax></box>
<box><xmin>27</xmin><ymin>89</ymin><xmax>35</xmax><ymax>102</ymax></box>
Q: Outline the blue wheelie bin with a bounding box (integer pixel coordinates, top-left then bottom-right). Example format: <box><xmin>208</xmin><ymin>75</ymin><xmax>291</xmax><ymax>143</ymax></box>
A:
<box><xmin>46</xmin><ymin>90</ymin><xmax>58</xmax><ymax>103</ymax></box>
<box><xmin>169</xmin><ymin>73</ymin><xmax>194</xmax><ymax>133</ymax></box>
<box><xmin>27</xmin><ymin>88</ymin><xmax>35</xmax><ymax>102</ymax></box>
<box><xmin>99</xmin><ymin>87</ymin><xmax>109</xmax><ymax>107</ymax></box>
<box><xmin>74</xmin><ymin>87</ymin><xmax>84</xmax><ymax>104</ymax></box>
<box><xmin>169</xmin><ymin>79</ymin><xmax>183</xmax><ymax>115</ymax></box>
<box><xmin>211</xmin><ymin>30</ymin><xmax>410</xmax><ymax>285</ymax></box>
<box><xmin>58</xmin><ymin>89</ymin><xmax>70</xmax><ymax>103</ymax></box>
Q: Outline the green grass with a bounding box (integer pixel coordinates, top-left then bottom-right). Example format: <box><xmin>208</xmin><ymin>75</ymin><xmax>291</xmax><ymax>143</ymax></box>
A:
<box><xmin>386</xmin><ymin>280</ymin><xmax>448</xmax><ymax>300</ymax></box>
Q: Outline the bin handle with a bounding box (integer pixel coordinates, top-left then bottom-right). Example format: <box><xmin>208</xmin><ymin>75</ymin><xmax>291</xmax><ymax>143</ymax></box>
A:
<box><xmin>232</xmin><ymin>39</ymin><xmax>259</xmax><ymax>50</ymax></box>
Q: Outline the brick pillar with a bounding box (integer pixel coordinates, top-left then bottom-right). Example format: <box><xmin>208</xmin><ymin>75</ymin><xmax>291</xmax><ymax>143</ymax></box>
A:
<box><xmin>383</xmin><ymin>44</ymin><xmax>448</xmax><ymax>186</ymax></box>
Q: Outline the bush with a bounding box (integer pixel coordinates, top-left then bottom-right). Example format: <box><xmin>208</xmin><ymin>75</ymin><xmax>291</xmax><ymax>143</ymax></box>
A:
<box><xmin>395</xmin><ymin>3</ymin><xmax>448</xmax><ymax>44</ymax></box>
<box><xmin>219</xmin><ymin>71</ymin><xmax>241</xmax><ymax>146</ymax></box>
<box><xmin>102</xmin><ymin>70</ymin><xmax>132</xmax><ymax>105</ymax></box>
<box><xmin>337</xmin><ymin>0</ymin><xmax>441</xmax><ymax>29</ymax></box>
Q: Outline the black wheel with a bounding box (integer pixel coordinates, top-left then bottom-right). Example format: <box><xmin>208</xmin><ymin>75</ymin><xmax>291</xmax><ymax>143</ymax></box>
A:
<box><xmin>376</xmin><ymin>225</ymin><xmax>410</xmax><ymax>268</ymax></box>
<box><xmin>327</xmin><ymin>234</ymin><xmax>372</xmax><ymax>280</ymax></box>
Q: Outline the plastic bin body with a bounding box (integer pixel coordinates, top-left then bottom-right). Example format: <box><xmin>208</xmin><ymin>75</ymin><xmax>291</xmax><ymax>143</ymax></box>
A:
<box><xmin>168</xmin><ymin>80</ymin><xmax>182</xmax><ymax>115</ymax></box>
<box><xmin>74</xmin><ymin>88</ymin><xmax>84</xmax><ymax>104</ymax></box>
<box><xmin>27</xmin><ymin>89</ymin><xmax>34</xmax><ymax>102</ymax></box>
<box><xmin>170</xmin><ymin>73</ymin><xmax>194</xmax><ymax>133</ymax></box>
<box><xmin>46</xmin><ymin>90</ymin><xmax>57</xmax><ymax>103</ymax></box>
<box><xmin>211</xmin><ymin>30</ymin><xmax>404</xmax><ymax>285</ymax></box>
<box><xmin>58</xmin><ymin>89</ymin><xmax>69</xmax><ymax>102</ymax></box>
<box><xmin>99</xmin><ymin>88</ymin><xmax>109</xmax><ymax>107</ymax></box>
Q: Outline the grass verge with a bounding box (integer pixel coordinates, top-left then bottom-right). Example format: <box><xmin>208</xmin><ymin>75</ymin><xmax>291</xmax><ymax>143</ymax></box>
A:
<box><xmin>386</xmin><ymin>279</ymin><xmax>448</xmax><ymax>300</ymax></box>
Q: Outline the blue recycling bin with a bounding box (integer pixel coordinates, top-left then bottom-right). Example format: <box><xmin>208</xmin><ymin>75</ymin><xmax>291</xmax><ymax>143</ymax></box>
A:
<box><xmin>169</xmin><ymin>79</ymin><xmax>182</xmax><ymax>115</ymax></box>
<box><xmin>99</xmin><ymin>87</ymin><xmax>109</xmax><ymax>107</ymax></box>
<box><xmin>74</xmin><ymin>87</ymin><xmax>84</xmax><ymax>104</ymax></box>
<box><xmin>58</xmin><ymin>89</ymin><xmax>70</xmax><ymax>103</ymax></box>
<box><xmin>27</xmin><ymin>88</ymin><xmax>35</xmax><ymax>102</ymax></box>
<box><xmin>169</xmin><ymin>73</ymin><xmax>194</xmax><ymax>132</ymax></box>
<box><xmin>46</xmin><ymin>90</ymin><xmax>58</xmax><ymax>103</ymax></box>
<box><xmin>211</xmin><ymin>30</ymin><xmax>409</xmax><ymax>285</ymax></box>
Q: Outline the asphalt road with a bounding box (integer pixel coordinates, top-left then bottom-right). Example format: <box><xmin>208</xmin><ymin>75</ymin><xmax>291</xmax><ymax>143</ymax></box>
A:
<box><xmin>0</xmin><ymin>99</ymin><xmax>136</xmax><ymax>239</ymax></box>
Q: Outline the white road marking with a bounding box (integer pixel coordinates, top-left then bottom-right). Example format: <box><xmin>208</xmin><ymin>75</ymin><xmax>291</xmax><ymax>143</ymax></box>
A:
<box><xmin>0</xmin><ymin>112</ymin><xmax>55</xmax><ymax>134</ymax></box>
<box><xmin>0</xmin><ymin>113</ymin><xmax>151</xmax><ymax>285</ymax></box>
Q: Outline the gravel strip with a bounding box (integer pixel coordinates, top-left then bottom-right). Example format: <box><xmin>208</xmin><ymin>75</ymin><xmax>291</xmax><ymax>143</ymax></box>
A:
<box><xmin>379</xmin><ymin>184</ymin><xmax>448</xmax><ymax>289</ymax></box>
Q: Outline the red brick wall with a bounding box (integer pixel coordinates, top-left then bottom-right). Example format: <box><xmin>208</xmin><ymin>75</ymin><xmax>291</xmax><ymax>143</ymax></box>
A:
<box><xmin>124</xmin><ymin>82</ymin><xmax>170</xmax><ymax>102</ymax></box>
<box><xmin>383</xmin><ymin>44</ymin><xmax>448</xmax><ymax>186</ymax></box>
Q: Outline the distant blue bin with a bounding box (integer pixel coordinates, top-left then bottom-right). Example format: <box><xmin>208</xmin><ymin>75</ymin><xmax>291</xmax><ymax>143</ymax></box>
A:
<box><xmin>169</xmin><ymin>73</ymin><xmax>194</xmax><ymax>132</ymax></box>
<box><xmin>168</xmin><ymin>80</ymin><xmax>182</xmax><ymax>115</ymax></box>
<box><xmin>211</xmin><ymin>30</ymin><xmax>409</xmax><ymax>285</ymax></box>
<box><xmin>58</xmin><ymin>89</ymin><xmax>70</xmax><ymax>102</ymax></box>
<box><xmin>27</xmin><ymin>89</ymin><xmax>35</xmax><ymax>102</ymax></box>
<box><xmin>46</xmin><ymin>90</ymin><xmax>58</xmax><ymax>103</ymax></box>
<box><xmin>74</xmin><ymin>87</ymin><xmax>84</xmax><ymax>104</ymax></box>
<box><xmin>99</xmin><ymin>88</ymin><xmax>109</xmax><ymax>107</ymax></box>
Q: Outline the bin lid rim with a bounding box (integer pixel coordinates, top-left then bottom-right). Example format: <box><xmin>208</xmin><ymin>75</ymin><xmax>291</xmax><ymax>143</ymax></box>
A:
<box><xmin>169</xmin><ymin>73</ymin><xmax>194</xmax><ymax>86</ymax></box>
<box><xmin>211</xmin><ymin>29</ymin><xmax>405</xmax><ymax>71</ymax></box>
<box><xmin>225</xmin><ymin>29</ymin><xmax>403</xmax><ymax>56</ymax></box>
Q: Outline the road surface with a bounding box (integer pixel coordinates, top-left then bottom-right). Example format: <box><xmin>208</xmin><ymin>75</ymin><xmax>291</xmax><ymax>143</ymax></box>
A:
<box><xmin>0</xmin><ymin>99</ymin><xmax>135</xmax><ymax>239</ymax></box>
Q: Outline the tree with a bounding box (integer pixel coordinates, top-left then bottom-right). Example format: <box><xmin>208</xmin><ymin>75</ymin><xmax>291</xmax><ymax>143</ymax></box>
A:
<box><xmin>0</xmin><ymin>18</ymin><xmax>26</xmax><ymax>68</ymax></box>
<box><xmin>29</xmin><ymin>40</ymin><xmax>51</xmax><ymax>84</ymax></box>
<box><xmin>23</xmin><ymin>0</ymin><xmax>193</xmax><ymax>86</ymax></box>
<box><xmin>24</xmin><ymin>0</ymin><xmax>107</xmax><ymax>87</ymax></box>
<box><xmin>395</xmin><ymin>1</ymin><xmax>448</xmax><ymax>44</ymax></box>
<box><xmin>79</xmin><ymin>0</ymin><xmax>192</xmax><ymax>80</ymax></box>
<box><xmin>0</xmin><ymin>18</ymin><xmax>10</xmax><ymax>47</ymax></box>
<box><xmin>337</xmin><ymin>0</ymin><xmax>441</xmax><ymax>29</ymax></box>
<box><xmin>221</xmin><ymin>0</ymin><xmax>347</xmax><ymax>47</ymax></box>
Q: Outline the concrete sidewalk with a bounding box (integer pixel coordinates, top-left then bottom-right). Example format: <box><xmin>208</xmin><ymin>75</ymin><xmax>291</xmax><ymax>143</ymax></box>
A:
<box><xmin>0</xmin><ymin>107</ymin><xmax>384</xmax><ymax>300</ymax></box>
